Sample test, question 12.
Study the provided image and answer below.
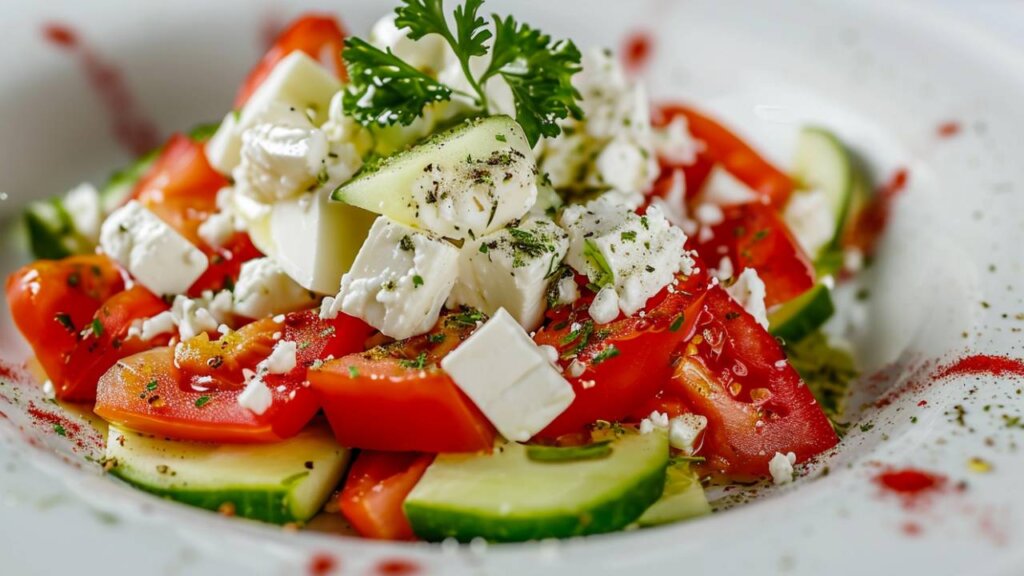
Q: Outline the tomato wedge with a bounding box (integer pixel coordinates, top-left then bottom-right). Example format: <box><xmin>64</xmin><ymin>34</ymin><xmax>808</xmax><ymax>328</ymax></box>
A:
<box><xmin>6</xmin><ymin>255</ymin><xmax>126</xmax><ymax>401</ymax></box>
<box><xmin>61</xmin><ymin>287</ymin><xmax>172</xmax><ymax>401</ymax></box>
<box><xmin>234</xmin><ymin>14</ymin><xmax>348</xmax><ymax>108</ymax></box>
<box><xmin>95</xmin><ymin>310</ymin><xmax>372</xmax><ymax>442</ymax></box>
<box><xmin>655</xmin><ymin>104</ymin><xmax>794</xmax><ymax>206</ymax></box>
<box><xmin>668</xmin><ymin>286</ymin><xmax>837</xmax><ymax>478</ymax></box>
<box><xmin>694</xmin><ymin>202</ymin><xmax>815</xmax><ymax>307</ymax></box>
<box><xmin>310</xmin><ymin>312</ymin><xmax>495</xmax><ymax>453</ymax></box>
<box><xmin>340</xmin><ymin>451</ymin><xmax>433</xmax><ymax>540</ymax></box>
<box><xmin>131</xmin><ymin>133</ymin><xmax>260</xmax><ymax>295</ymax></box>
<box><xmin>533</xmin><ymin>272</ymin><xmax>708</xmax><ymax>438</ymax></box>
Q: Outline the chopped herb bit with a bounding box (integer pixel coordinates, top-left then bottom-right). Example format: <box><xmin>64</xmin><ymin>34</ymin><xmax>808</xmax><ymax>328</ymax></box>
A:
<box><xmin>428</xmin><ymin>333</ymin><xmax>446</xmax><ymax>344</ymax></box>
<box><xmin>399</xmin><ymin>235</ymin><xmax>415</xmax><ymax>252</ymax></box>
<box><xmin>146</xmin><ymin>380</ymin><xmax>159</xmax><ymax>392</ymax></box>
<box><xmin>591</xmin><ymin>345</ymin><xmax>620</xmax><ymax>365</ymax></box>
<box><xmin>669</xmin><ymin>314</ymin><xmax>686</xmax><ymax>332</ymax></box>
<box><xmin>90</xmin><ymin>318</ymin><xmax>104</xmax><ymax>338</ymax></box>
<box><xmin>53</xmin><ymin>423</ymin><xmax>67</xmax><ymax>437</ymax></box>
<box><xmin>447</xmin><ymin>308</ymin><xmax>486</xmax><ymax>327</ymax></box>
<box><xmin>66</xmin><ymin>272</ymin><xmax>81</xmax><ymax>287</ymax></box>
<box><xmin>195</xmin><ymin>396</ymin><xmax>212</xmax><ymax>408</ymax></box>
<box><xmin>399</xmin><ymin>352</ymin><xmax>428</xmax><ymax>369</ymax></box>
<box><xmin>620</xmin><ymin>231</ymin><xmax>637</xmax><ymax>242</ymax></box>
<box><xmin>413</xmin><ymin>275</ymin><xmax>425</xmax><ymax>288</ymax></box>
<box><xmin>347</xmin><ymin>365</ymin><xmax>360</xmax><ymax>378</ymax></box>
<box><xmin>55</xmin><ymin>313</ymin><xmax>76</xmax><ymax>333</ymax></box>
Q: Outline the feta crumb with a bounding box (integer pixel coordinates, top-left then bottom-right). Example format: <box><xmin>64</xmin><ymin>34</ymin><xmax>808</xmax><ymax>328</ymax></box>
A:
<box><xmin>127</xmin><ymin>311</ymin><xmax>176</xmax><ymax>342</ymax></box>
<box><xmin>567</xmin><ymin>359</ymin><xmax>586</xmax><ymax>378</ymax></box>
<box><xmin>725</xmin><ymin>268</ymin><xmax>769</xmax><ymax>329</ymax></box>
<box><xmin>769</xmin><ymin>451</ymin><xmax>797</xmax><ymax>485</ymax></box>
<box><xmin>639</xmin><ymin>410</ymin><xmax>670</xmax><ymax>434</ymax></box>
<box><xmin>714</xmin><ymin>256</ymin><xmax>734</xmax><ymax>281</ymax></box>
<box><xmin>237</xmin><ymin>375</ymin><xmax>273</xmax><ymax>415</ymax></box>
<box><xmin>555</xmin><ymin>275</ymin><xmax>579</xmax><ymax>306</ymax></box>
<box><xmin>774</xmin><ymin>359</ymin><xmax>788</xmax><ymax>369</ymax></box>
<box><xmin>172</xmin><ymin>295</ymin><xmax>220</xmax><ymax>340</ymax></box>
<box><xmin>319</xmin><ymin>296</ymin><xmax>339</xmax><ymax>320</ymax></box>
<box><xmin>262</xmin><ymin>340</ymin><xmax>298</xmax><ymax>375</ymax></box>
<box><xmin>233</xmin><ymin>121</ymin><xmax>329</xmax><ymax>204</ymax></box>
<box><xmin>588</xmin><ymin>286</ymin><xmax>620</xmax><ymax>324</ymax></box>
<box><xmin>843</xmin><ymin>247</ymin><xmax>865</xmax><ymax>273</ymax></box>
<box><xmin>694</xmin><ymin>203</ymin><xmax>724</xmax><ymax>226</ymax></box>
<box><xmin>197</xmin><ymin>210</ymin><xmax>236</xmax><ymax>249</ymax></box>
<box><xmin>652</xmin><ymin>116</ymin><xmax>700</xmax><ymax>166</ymax></box>
<box><xmin>700</xmin><ymin>165</ymin><xmax>759</xmax><ymax>206</ymax></box>
<box><xmin>668</xmin><ymin>414</ymin><xmax>708</xmax><ymax>455</ymax></box>
<box><xmin>42</xmin><ymin>380</ymin><xmax>56</xmax><ymax>400</ymax></box>
<box><xmin>233</xmin><ymin>257</ymin><xmax>317</xmax><ymax>319</ymax></box>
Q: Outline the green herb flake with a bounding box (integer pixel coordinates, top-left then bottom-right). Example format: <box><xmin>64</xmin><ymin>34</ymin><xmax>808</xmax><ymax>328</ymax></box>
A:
<box><xmin>591</xmin><ymin>345</ymin><xmax>620</xmax><ymax>365</ymax></box>
<box><xmin>347</xmin><ymin>365</ymin><xmax>360</xmax><ymax>378</ymax></box>
<box><xmin>195</xmin><ymin>396</ymin><xmax>212</xmax><ymax>408</ymax></box>
<box><xmin>146</xmin><ymin>380</ymin><xmax>159</xmax><ymax>392</ymax></box>
<box><xmin>399</xmin><ymin>352</ymin><xmax>428</xmax><ymax>370</ymax></box>
<box><xmin>55</xmin><ymin>313</ymin><xmax>76</xmax><ymax>333</ymax></box>
<box><xmin>53</xmin><ymin>423</ymin><xmax>67</xmax><ymax>437</ymax></box>
<box><xmin>669</xmin><ymin>314</ymin><xmax>686</xmax><ymax>332</ymax></box>
<box><xmin>413</xmin><ymin>275</ymin><xmax>425</xmax><ymax>288</ymax></box>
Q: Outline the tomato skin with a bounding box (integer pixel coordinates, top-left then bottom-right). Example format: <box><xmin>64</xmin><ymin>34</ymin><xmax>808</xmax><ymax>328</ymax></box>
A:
<box><xmin>6</xmin><ymin>255</ymin><xmax>126</xmax><ymax>401</ymax></box>
<box><xmin>61</xmin><ymin>287</ymin><xmax>171</xmax><ymax>401</ymax></box>
<box><xmin>533</xmin><ymin>272</ymin><xmax>708</xmax><ymax>438</ymax></box>
<box><xmin>95</xmin><ymin>310</ymin><xmax>371</xmax><ymax>443</ymax></box>
<box><xmin>234</xmin><ymin>14</ymin><xmax>348</xmax><ymax>108</ymax></box>
<box><xmin>695</xmin><ymin>202</ymin><xmax>815</xmax><ymax>307</ymax></box>
<box><xmin>668</xmin><ymin>286</ymin><xmax>837</xmax><ymax>478</ymax></box>
<box><xmin>310</xmin><ymin>313</ymin><xmax>495</xmax><ymax>453</ymax></box>
<box><xmin>654</xmin><ymin>104</ymin><xmax>793</xmax><ymax>206</ymax></box>
<box><xmin>340</xmin><ymin>451</ymin><xmax>433</xmax><ymax>540</ymax></box>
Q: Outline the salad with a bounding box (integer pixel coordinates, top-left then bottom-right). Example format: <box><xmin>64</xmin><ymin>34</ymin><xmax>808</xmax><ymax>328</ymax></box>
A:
<box><xmin>7</xmin><ymin>0</ymin><xmax>874</xmax><ymax>542</ymax></box>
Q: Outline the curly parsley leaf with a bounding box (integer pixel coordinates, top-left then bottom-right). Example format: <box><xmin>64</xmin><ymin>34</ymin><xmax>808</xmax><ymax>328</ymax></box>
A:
<box><xmin>341</xmin><ymin>37</ymin><xmax>453</xmax><ymax>127</ymax></box>
<box><xmin>483</xmin><ymin>15</ymin><xmax>583</xmax><ymax>145</ymax></box>
<box><xmin>347</xmin><ymin>0</ymin><xmax>582</xmax><ymax>145</ymax></box>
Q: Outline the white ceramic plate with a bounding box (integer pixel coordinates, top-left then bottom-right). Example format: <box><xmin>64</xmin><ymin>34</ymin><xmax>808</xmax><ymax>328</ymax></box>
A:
<box><xmin>3</xmin><ymin>1</ymin><xmax>1024</xmax><ymax>574</ymax></box>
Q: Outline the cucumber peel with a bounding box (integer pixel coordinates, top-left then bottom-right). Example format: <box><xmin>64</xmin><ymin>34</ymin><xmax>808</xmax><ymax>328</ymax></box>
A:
<box><xmin>637</xmin><ymin>461</ymin><xmax>710</xmax><ymax>527</ymax></box>
<box><xmin>769</xmin><ymin>283</ymin><xmax>835</xmax><ymax>344</ymax></box>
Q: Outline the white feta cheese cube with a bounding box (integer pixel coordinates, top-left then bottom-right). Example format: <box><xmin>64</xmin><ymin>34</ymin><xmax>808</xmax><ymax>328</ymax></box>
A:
<box><xmin>449</xmin><ymin>216</ymin><xmax>568</xmax><ymax>331</ymax></box>
<box><xmin>205</xmin><ymin>111</ymin><xmax>242</xmax><ymax>176</ymax></box>
<box><xmin>725</xmin><ymin>268</ymin><xmax>769</xmax><ymax>329</ymax></box>
<box><xmin>769</xmin><ymin>451</ymin><xmax>797</xmax><ymax>485</ymax></box>
<box><xmin>99</xmin><ymin>201</ymin><xmax>209</xmax><ymax>296</ymax></box>
<box><xmin>699</xmin><ymin>165</ymin><xmax>758</xmax><ymax>206</ymax></box>
<box><xmin>233</xmin><ymin>257</ymin><xmax>317</xmax><ymax>319</ymax></box>
<box><xmin>588</xmin><ymin>286</ymin><xmax>619</xmax><ymax>324</ymax></box>
<box><xmin>126</xmin><ymin>310</ymin><xmax>176</xmax><ymax>342</ymax></box>
<box><xmin>237</xmin><ymin>375</ymin><xmax>273</xmax><ymax>415</ymax></box>
<box><xmin>338</xmin><ymin>217</ymin><xmax>459</xmax><ymax>340</ymax></box>
<box><xmin>197</xmin><ymin>210</ymin><xmax>236</xmax><ymax>249</ymax></box>
<box><xmin>234</xmin><ymin>121</ymin><xmax>329</xmax><ymax>203</ymax></box>
<box><xmin>561</xmin><ymin>198</ymin><xmax>689</xmax><ymax>316</ymax></box>
<box><xmin>268</xmin><ymin>188</ymin><xmax>378</xmax><ymax>294</ymax></box>
<box><xmin>668</xmin><ymin>414</ymin><xmax>708</xmax><ymax>455</ymax></box>
<box><xmin>261</xmin><ymin>340</ymin><xmax>297</xmax><ymax>375</ymax></box>
<box><xmin>441</xmin><ymin>309</ymin><xmax>575</xmax><ymax>442</ymax></box>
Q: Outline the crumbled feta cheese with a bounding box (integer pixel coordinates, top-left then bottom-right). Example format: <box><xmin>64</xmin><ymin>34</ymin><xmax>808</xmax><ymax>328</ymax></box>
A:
<box><xmin>441</xmin><ymin>309</ymin><xmax>575</xmax><ymax>442</ymax></box>
<box><xmin>769</xmin><ymin>451</ymin><xmax>797</xmax><ymax>485</ymax></box>
<box><xmin>554</xmin><ymin>275</ymin><xmax>579</xmax><ymax>307</ymax></box>
<box><xmin>172</xmin><ymin>295</ymin><xmax>219</xmax><ymax>340</ymax></box>
<box><xmin>338</xmin><ymin>217</ymin><xmax>459</xmax><ymax>339</ymax></box>
<box><xmin>262</xmin><ymin>340</ymin><xmax>297</xmax><ymax>375</ymax></box>
<box><xmin>668</xmin><ymin>414</ymin><xmax>708</xmax><ymax>455</ymax></box>
<box><xmin>725</xmin><ymin>268</ymin><xmax>769</xmax><ymax>329</ymax></box>
<box><xmin>843</xmin><ymin>247</ymin><xmax>865</xmax><ymax>273</ymax></box>
<box><xmin>233</xmin><ymin>257</ymin><xmax>318</xmax><ymax>319</ymax></box>
<box><xmin>649</xmin><ymin>170</ymin><xmax>697</xmax><ymax>235</ymax></box>
<box><xmin>699</xmin><ymin>165</ymin><xmax>758</xmax><ymax>206</ymax></box>
<box><xmin>561</xmin><ymin>198</ymin><xmax>689</xmax><ymax>316</ymax></box>
<box><xmin>64</xmin><ymin>183</ymin><xmax>103</xmax><ymax>243</ymax></box>
<box><xmin>567</xmin><ymin>359</ymin><xmax>586</xmax><ymax>378</ymax></box>
<box><xmin>694</xmin><ymin>203</ymin><xmax>724</xmax><ymax>227</ymax></box>
<box><xmin>588</xmin><ymin>286</ymin><xmax>620</xmax><ymax>324</ymax></box>
<box><xmin>370</xmin><ymin>13</ymin><xmax>448</xmax><ymax>74</ymax></box>
<box><xmin>319</xmin><ymin>296</ymin><xmax>338</xmax><ymax>320</ymax></box>
<box><xmin>714</xmin><ymin>256</ymin><xmax>734</xmax><ymax>281</ymax></box>
<box><xmin>652</xmin><ymin>116</ymin><xmax>700</xmax><ymax>166</ymax></box>
<box><xmin>783</xmin><ymin>188</ymin><xmax>834</xmax><ymax>258</ymax></box>
<box><xmin>42</xmin><ymin>380</ymin><xmax>56</xmax><ymax>400</ymax></box>
<box><xmin>197</xmin><ymin>211</ymin><xmax>236</xmax><ymax>249</ymax></box>
<box><xmin>127</xmin><ymin>310</ymin><xmax>176</xmax><ymax>342</ymax></box>
<box><xmin>234</xmin><ymin>121</ymin><xmax>329</xmax><ymax>203</ymax></box>
<box><xmin>449</xmin><ymin>216</ymin><xmax>569</xmax><ymax>331</ymax></box>
<box><xmin>593</xmin><ymin>136</ymin><xmax>652</xmax><ymax>194</ymax></box>
<box><xmin>99</xmin><ymin>201</ymin><xmax>209</xmax><ymax>296</ymax></box>
<box><xmin>639</xmin><ymin>410</ymin><xmax>670</xmax><ymax>434</ymax></box>
<box><xmin>237</xmin><ymin>374</ymin><xmax>273</xmax><ymax>415</ymax></box>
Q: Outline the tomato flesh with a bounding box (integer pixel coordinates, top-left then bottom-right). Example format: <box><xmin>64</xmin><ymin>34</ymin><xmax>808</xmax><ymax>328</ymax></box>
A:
<box><xmin>310</xmin><ymin>313</ymin><xmax>495</xmax><ymax>453</ymax></box>
<box><xmin>668</xmin><ymin>286</ymin><xmax>837</xmax><ymax>477</ymax></box>
<box><xmin>340</xmin><ymin>451</ymin><xmax>433</xmax><ymax>540</ymax></box>
<box><xmin>533</xmin><ymin>272</ymin><xmax>708</xmax><ymax>438</ymax></box>
<box><xmin>95</xmin><ymin>310</ymin><xmax>372</xmax><ymax>443</ymax></box>
<box><xmin>694</xmin><ymin>202</ymin><xmax>815</xmax><ymax>307</ymax></box>
<box><xmin>6</xmin><ymin>255</ymin><xmax>126</xmax><ymax>401</ymax></box>
<box><xmin>655</xmin><ymin>104</ymin><xmax>794</xmax><ymax>206</ymax></box>
<box><xmin>234</xmin><ymin>14</ymin><xmax>348</xmax><ymax>108</ymax></box>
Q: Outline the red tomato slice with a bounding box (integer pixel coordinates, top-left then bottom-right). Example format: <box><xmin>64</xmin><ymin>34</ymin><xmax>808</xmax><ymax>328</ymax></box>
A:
<box><xmin>309</xmin><ymin>313</ymin><xmax>496</xmax><ymax>453</ymax></box>
<box><xmin>533</xmin><ymin>272</ymin><xmax>709</xmax><ymax>438</ymax></box>
<box><xmin>5</xmin><ymin>255</ymin><xmax>126</xmax><ymax>401</ymax></box>
<box><xmin>655</xmin><ymin>104</ymin><xmax>794</xmax><ymax>207</ymax></box>
<box><xmin>234</xmin><ymin>14</ymin><xmax>348</xmax><ymax>109</ymax></box>
<box><xmin>340</xmin><ymin>451</ymin><xmax>433</xmax><ymax>541</ymax></box>
<box><xmin>694</xmin><ymin>202</ymin><xmax>815</xmax><ymax>307</ymax></box>
<box><xmin>131</xmin><ymin>133</ymin><xmax>261</xmax><ymax>295</ymax></box>
<box><xmin>95</xmin><ymin>310</ymin><xmax>371</xmax><ymax>443</ymax></box>
<box><xmin>668</xmin><ymin>286</ymin><xmax>837</xmax><ymax>478</ymax></box>
<box><xmin>61</xmin><ymin>287</ymin><xmax>172</xmax><ymax>401</ymax></box>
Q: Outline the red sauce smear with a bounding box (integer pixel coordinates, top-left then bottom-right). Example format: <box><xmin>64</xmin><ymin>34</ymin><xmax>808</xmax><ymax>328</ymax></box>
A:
<box><xmin>27</xmin><ymin>401</ymin><xmax>82</xmax><ymax>440</ymax></box>
<box><xmin>876</xmin><ymin>468</ymin><xmax>945</xmax><ymax>495</ymax></box>
<box><xmin>846</xmin><ymin>167</ymin><xmax>909</xmax><ymax>258</ymax></box>
<box><xmin>622</xmin><ymin>31</ymin><xmax>654</xmax><ymax>74</ymax></box>
<box><xmin>308</xmin><ymin>553</ymin><xmax>337</xmax><ymax>576</ymax></box>
<box><xmin>933</xmin><ymin>354</ymin><xmax>1024</xmax><ymax>380</ymax></box>
<box><xmin>0</xmin><ymin>359</ymin><xmax>24</xmax><ymax>382</ymax></box>
<box><xmin>937</xmin><ymin>121</ymin><xmax>961</xmax><ymax>138</ymax></box>
<box><xmin>41</xmin><ymin>23</ymin><xmax>161</xmax><ymax>157</ymax></box>
<box><xmin>377</xmin><ymin>558</ymin><xmax>420</xmax><ymax>575</ymax></box>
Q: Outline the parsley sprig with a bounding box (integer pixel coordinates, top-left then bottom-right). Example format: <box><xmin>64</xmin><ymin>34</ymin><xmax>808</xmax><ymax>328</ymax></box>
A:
<box><xmin>342</xmin><ymin>0</ymin><xmax>583</xmax><ymax>146</ymax></box>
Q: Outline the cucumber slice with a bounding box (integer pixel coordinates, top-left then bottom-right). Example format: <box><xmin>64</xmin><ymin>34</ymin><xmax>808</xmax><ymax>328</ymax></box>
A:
<box><xmin>99</xmin><ymin>150</ymin><xmax>158</xmax><ymax>213</ymax></box>
<box><xmin>636</xmin><ymin>461</ymin><xmax>710</xmax><ymax>527</ymax></box>
<box><xmin>404</xmin><ymin>430</ymin><xmax>669</xmax><ymax>542</ymax></box>
<box><xmin>23</xmin><ymin>198</ymin><xmax>86</xmax><ymax>259</ymax></box>
<box><xmin>105</xmin><ymin>421</ymin><xmax>349</xmax><ymax>525</ymax></box>
<box><xmin>790</xmin><ymin>127</ymin><xmax>869</xmax><ymax>273</ymax></box>
<box><xmin>768</xmin><ymin>283</ymin><xmax>835</xmax><ymax>344</ymax></box>
<box><xmin>333</xmin><ymin>115</ymin><xmax>537</xmax><ymax>240</ymax></box>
